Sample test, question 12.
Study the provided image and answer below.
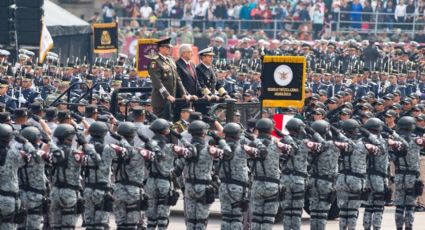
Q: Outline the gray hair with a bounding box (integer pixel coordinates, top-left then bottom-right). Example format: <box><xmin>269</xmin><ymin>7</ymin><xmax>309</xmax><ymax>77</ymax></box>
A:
<box><xmin>179</xmin><ymin>44</ymin><xmax>192</xmax><ymax>56</ymax></box>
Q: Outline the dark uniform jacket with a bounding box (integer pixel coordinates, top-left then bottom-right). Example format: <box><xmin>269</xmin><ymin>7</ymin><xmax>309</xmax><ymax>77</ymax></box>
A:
<box><xmin>176</xmin><ymin>58</ymin><xmax>200</xmax><ymax>97</ymax></box>
<box><xmin>196</xmin><ymin>62</ymin><xmax>225</xmax><ymax>96</ymax></box>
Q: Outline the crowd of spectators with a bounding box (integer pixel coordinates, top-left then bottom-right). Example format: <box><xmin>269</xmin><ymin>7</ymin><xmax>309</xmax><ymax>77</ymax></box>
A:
<box><xmin>88</xmin><ymin>0</ymin><xmax>425</xmax><ymax>42</ymax></box>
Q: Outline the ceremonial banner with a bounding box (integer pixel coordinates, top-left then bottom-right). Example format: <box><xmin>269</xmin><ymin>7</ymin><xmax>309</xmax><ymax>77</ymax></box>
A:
<box><xmin>93</xmin><ymin>22</ymin><xmax>118</xmax><ymax>53</ymax></box>
<box><xmin>39</xmin><ymin>20</ymin><xmax>53</xmax><ymax>63</ymax></box>
<box><xmin>136</xmin><ymin>39</ymin><xmax>158</xmax><ymax>77</ymax></box>
<box><xmin>261</xmin><ymin>56</ymin><xmax>306</xmax><ymax>108</ymax></box>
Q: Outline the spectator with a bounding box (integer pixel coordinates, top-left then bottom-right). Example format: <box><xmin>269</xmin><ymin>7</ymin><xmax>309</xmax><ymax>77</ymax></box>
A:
<box><xmin>140</xmin><ymin>1</ymin><xmax>153</xmax><ymax>25</ymax></box>
<box><xmin>386</xmin><ymin>0</ymin><xmax>396</xmax><ymax>30</ymax></box>
<box><xmin>395</xmin><ymin>0</ymin><xmax>407</xmax><ymax>29</ymax></box>
<box><xmin>240</xmin><ymin>1</ymin><xmax>252</xmax><ymax>29</ymax></box>
<box><xmin>351</xmin><ymin>0</ymin><xmax>363</xmax><ymax>29</ymax></box>
<box><xmin>193</xmin><ymin>0</ymin><xmax>209</xmax><ymax>29</ymax></box>
<box><xmin>182</xmin><ymin>1</ymin><xmax>193</xmax><ymax>28</ymax></box>
<box><xmin>416</xmin><ymin>0</ymin><xmax>425</xmax><ymax>30</ymax></box>
<box><xmin>102</xmin><ymin>1</ymin><xmax>115</xmax><ymax>23</ymax></box>
<box><xmin>362</xmin><ymin>1</ymin><xmax>373</xmax><ymax>30</ymax></box>
<box><xmin>312</xmin><ymin>3</ymin><xmax>325</xmax><ymax>39</ymax></box>
<box><xmin>340</xmin><ymin>0</ymin><xmax>351</xmax><ymax>28</ymax></box>
<box><xmin>170</xmin><ymin>1</ymin><xmax>184</xmax><ymax>27</ymax></box>
<box><xmin>375</xmin><ymin>0</ymin><xmax>386</xmax><ymax>29</ymax></box>
<box><xmin>213</xmin><ymin>0</ymin><xmax>227</xmax><ymax>29</ymax></box>
<box><xmin>250</xmin><ymin>5</ymin><xmax>263</xmax><ymax>29</ymax></box>
<box><xmin>299</xmin><ymin>3</ymin><xmax>311</xmax><ymax>22</ymax></box>
<box><xmin>406</xmin><ymin>0</ymin><xmax>416</xmax><ymax>30</ymax></box>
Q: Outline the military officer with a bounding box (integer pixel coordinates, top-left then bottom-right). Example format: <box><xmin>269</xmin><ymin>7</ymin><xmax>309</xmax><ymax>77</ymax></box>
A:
<box><xmin>0</xmin><ymin>79</ymin><xmax>16</xmax><ymax>112</ymax></box>
<box><xmin>147</xmin><ymin>38</ymin><xmax>191</xmax><ymax>121</ymax></box>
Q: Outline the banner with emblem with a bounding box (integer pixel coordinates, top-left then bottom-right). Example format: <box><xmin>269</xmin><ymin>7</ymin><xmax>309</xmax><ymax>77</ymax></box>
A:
<box><xmin>136</xmin><ymin>39</ymin><xmax>158</xmax><ymax>77</ymax></box>
<box><xmin>261</xmin><ymin>56</ymin><xmax>306</xmax><ymax>108</ymax></box>
<box><xmin>92</xmin><ymin>22</ymin><xmax>118</xmax><ymax>54</ymax></box>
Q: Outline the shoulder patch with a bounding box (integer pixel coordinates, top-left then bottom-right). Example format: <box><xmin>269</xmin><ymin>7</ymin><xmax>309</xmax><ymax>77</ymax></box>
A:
<box><xmin>150</xmin><ymin>61</ymin><xmax>157</xmax><ymax>69</ymax></box>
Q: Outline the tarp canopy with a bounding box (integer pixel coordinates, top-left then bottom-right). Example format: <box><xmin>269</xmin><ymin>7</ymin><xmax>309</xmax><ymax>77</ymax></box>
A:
<box><xmin>44</xmin><ymin>0</ymin><xmax>92</xmax><ymax>37</ymax></box>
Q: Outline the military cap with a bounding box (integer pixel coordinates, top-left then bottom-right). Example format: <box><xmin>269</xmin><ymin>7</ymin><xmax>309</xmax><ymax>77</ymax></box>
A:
<box><xmin>19</xmin><ymin>49</ymin><xmax>35</xmax><ymax>57</ymax></box>
<box><xmin>215</xmin><ymin>37</ymin><xmax>224</xmax><ymax>43</ymax></box>
<box><xmin>401</xmin><ymin>98</ymin><xmax>412</xmax><ymax>104</ymax></box>
<box><xmin>0</xmin><ymin>49</ymin><xmax>10</xmax><ymax>56</ymax></box>
<box><xmin>85</xmin><ymin>105</ymin><xmax>98</xmax><ymax>117</ymax></box>
<box><xmin>118</xmin><ymin>53</ymin><xmax>128</xmax><ymax>60</ymax></box>
<box><xmin>313</xmin><ymin>108</ymin><xmax>326</xmax><ymax>115</ymax></box>
<box><xmin>198</xmin><ymin>47</ymin><xmax>215</xmax><ymax>56</ymax></box>
<box><xmin>311</xmin><ymin>94</ymin><xmax>319</xmax><ymax>101</ymax></box>
<box><xmin>391</xmin><ymin>103</ymin><xmax>402</xmax><ymax>110</ymax></box>
<box><xmin>318</xmin><ymin>90</ymin><xmax>327</xmax><ymax>97</ymax></box>
<box><xmin>362</xmin><ymin>103</ymin><xmax>374</xmax><ymax>111</ymax></box>
<box><xmin>416</xmin><ymin>114</ymin><xmax>425</xmax><ymax>121</ymax></box>
<box><xmin>14</xmin><ymin>108</ymin><xmax>28</xmax><ymax>118</ymax></box>
<box><xmin>0</xmin><ymin>79</ymin><xmax>8</xmax><ymax>87</ymax></box>
<box><xmin>181</xmin><ymin>108</ymin><xmax>193</xmax><ymax>113</ymax></box>
<box><xmin>374</xmin><ymin>99</ymin><xmax>384</xmax><ymax>105</ymax></box>
<box><xmin>301</xmin><ymin>43</ymin><xmax>312</xmax><ymax>50</ymax></box>
<box><xmin>345</xmin><ymin>88</ymin><xmax>354</xmax><ymax>95</ymax></box>
<box><xmin>30</xmin><ymin>102</ymin><xmax>43</xmax><ymax>113</ymax></box>
<box><xmin>393</xmin><ymin>90</ymin><xmax>401</xmax><ymax>97</ymax></box>
<box><xmin>340</xmin><ymin>108</ymin><xmax>351</xmax><ymax>115</ymax></box>
<box><xmin>247</xmin><ymin>118</ymin><xmax>258</xmax><ymax>129</ymax></box>
<box><xmin>410</xmin><ymin>41</ymin><xmax>419</xmax><ymax>46</ymax></box>
<box><xmin>234</xmin><ymin>110</ymin><xmax>241</xmax><ymax>116</ymax></box>
<box><xmin>413</xmin><ymin>105</ymin><xmax>422</xmax><ymax>112</ymax></box>
<box><xmin>385</xmin><ymin>110</ymin><xmax>397</xmax><ymax>118</ymax></box>
<box><xmin>189</xmin><ymin>112</ymin><xmax>203</xmax><ymax>122</ymax></box>
<box><xmin>327</xmin><ymin>97</ymin><xmax>338</xmax><ymax>103</ymax></box>
<box><xmin>156</xmin><ymin>37</ymin><xmax>172</xmax><ymax>48</ymax></box>
<box><xmin>57</xmin><ymin>110</ymin><xmax>71</xmax><ymax>121</ymax></box>
<box><xmin>131</xmin><ymin>106</ymin><xmax>144</xmax><ymax>117</ymax></box>
<box><xmin>45</xmin><ymin>107</ymin><xmax>58</xmax><ymax>120</ymax></box>
<box><xmin>361</xmin><ymin>111</ymin><xmax>374</xmax><ymax>118</ymax></box>
<box><xmin>383</xmin><ymin>94</ymin><xmax>394</xmax><ymax>100</ymax></box>
<box><xmin>327</xmin><ymin>42</ymin><xmax>336</xmax><ymax>49</ymax></box>
<box><xmin>0</xmin><ymin>112</ymin><xmax>11</xmax><ymax>123</ymax></box>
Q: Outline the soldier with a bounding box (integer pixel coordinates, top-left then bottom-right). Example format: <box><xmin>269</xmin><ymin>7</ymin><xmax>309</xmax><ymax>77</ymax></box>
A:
<box><xmin>388</xmin><ymin>116</ymin><xmax>424</xmax><ymax>230</ymax></box>
<box><xmin>363</xmin><ymin>118</ymin><xmax>389</xmax><ymax>230</ymax></box>
<box><xmin>83</xmin><ymin>121</ymin><xmax>114</xmax><ymax>230</ymax></box>
<box><xmin>172</xmin><ymin>108</ymin><xmax>192</xmax><ymax>134</ymax></box>
<box><xmin>280</xmin><ymin>118</ymin><xmax>309</xmax><ymax>230</ymax></box>
<box><xmin>210</xmin><ymin>123</ymin><xmax>249</xmax><ymax>230</ymax></box>
<box><xmin>0</xmin><ymin>124</ymin><xmax>33</xmax><ymax>229</ymax></box>
<box><xmin>144</xmin><ymin>119</ymin><xmax>178</xmax><ymax>230</ymax></box>
<box><xmin>0</xmin><ymin>79</ymin><xmax>16</xmax><ymax>112</ymax></box>
<box><xmin>18</xmin><ymin>127</ymin><xmax>51</xmax><ymax>230</ymax></box>
<box><xmin>334</xmin><ymin>119</ymin><xmax>382</xmax><ymax>230</ymax></box>
<box><xmin>147</xmin><ymin>37</ymin><xmax>190</xmax><ymax>120</ymax></box>
<box><xmin>49</xmin><ymin>124</ymin><xmax>99</xmax><ymax>230</ymax></box>
<box><xmin>304</xmin><ymin>120</ymin><xmax>340</xmax><ymax>230</ymax></box>
<box><xmin>248</xmin><ymin>118</ymin><xmax>293</xmax><ymax>230</ymax></box>
<box><xmin>112</xmin><ymin>122</ymin><xmax>153</xmax><ymax>230</ymax></box>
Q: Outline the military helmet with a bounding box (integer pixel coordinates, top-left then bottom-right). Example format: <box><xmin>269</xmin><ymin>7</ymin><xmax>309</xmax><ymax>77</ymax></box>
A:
<box><xmin>341</xmin><ymin>119</ymin><xmax>360</xmax><ymax>132</ymax></box>
<box><xmin>89</xmin><ymin>121</ymin><xmax>109</xmax><ymax>138</ymax></box>
<box><xmin>53</xmin><ymin>124</ymin><xmax>76</xmax><ymax>141</ymax></box>
<box><xmin>149</xmin><ymin>118</ymin><xmax>170</xmax><ymax>133</ymax></box>
<box><xmin>364</xmin><ymin>118</ymin><xmax>383</xmax><ymax>132</ymax></box>
<box><xmin>188</xmin><ymin>120</ymin><xmax>208</xmax><ymax>135</ymax></box>
<box><xmin>285</xmin><ymin>118</ymin><xmax>305</xmax><ymax>132</ymax></box>
<box><xmin>21</xmin><ymin>127</ymin><xmax>41</xmax><ymax>144</ymax></box>
<box><xmin>0</xmin><ymin>124</ymin><xmax>13</xmax><ymax>143</ymax></box>
<box><xmin>223</xmin><ymin>122</ymin><xmax>242</xmax><ymax>137</ymax></box>
<box><xmin>117</xmin><ymin>122</ymin><xmax>137</xmax><ymax>138</ymax></box>
<box><xmin>397</xmin><ymin>116</ymin><xmax>416</xmax><ymax>131</ymax></box>
<box><xmin>311</xmin><ymin>120</ymin><xmax>330</xmax><ymax>135</ymax></box>
<box><xmin>255</xmin><ymin>118</ymin><xmax>274</xmax><ymax>133</ymax></box>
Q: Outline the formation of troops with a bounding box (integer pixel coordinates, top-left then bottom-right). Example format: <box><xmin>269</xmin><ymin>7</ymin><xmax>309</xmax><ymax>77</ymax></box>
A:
<box><xmin>0</xmin><ymin>36</ymin><xmax>425</xmax><ymax>230</ymax></box>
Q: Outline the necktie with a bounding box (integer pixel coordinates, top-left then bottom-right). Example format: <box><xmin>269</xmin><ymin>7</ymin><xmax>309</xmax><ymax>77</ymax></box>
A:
<box><xmin>187</xmin><ymin>63</ymin><xmax>195</xmax><ymax>79</ymax></box>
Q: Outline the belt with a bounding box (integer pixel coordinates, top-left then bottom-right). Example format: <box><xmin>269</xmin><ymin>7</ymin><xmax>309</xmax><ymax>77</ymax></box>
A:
<box><xmin>283</xmin><ymin>170</ymin><xmax>308</xmax><ymax>178</ymax></box>
<box><xmin>149</xmin><ymin>172</ymin><xmax>170</xmax><ymax>180</ymax></box>
<box><xmin>84</xmin><ymin>182</ymin><xmax>111</xmax><ymax>191</ymax></box>
<box><xmin>395</xmin><ymin>169</ymin><xmax>419</xmax><ymax>176</ymax></box>
<box><xmin>19</xmin><ymin>185</ymin><xmax>45</xmax><ymax>195</ymax></box>
<box><xmin>220</xmin><ymin>178</ymin><xmax>249</xmax><ymax>187</ymax></box>
<box><xmin>253</xmin><ymin>176</ymin><xmax>279</xmax><ymax>184</ymax></box>
<box><xmin>115</xmin><ymin>180</ymin><xmax>143</xmax><ymax>188</ymax></box>
<box><xmin>185</xmin><ymin>178</ymin><xmax>211</xmax><ymax>185</ymax></box>
<box><xmin>311</xmin><ymin>174</ymin><xmax>334</xmax><ymax>182</ymax></box>
<box><xmin>0</xmin><ymin>189</ymin><xmax>18</xmax><ymax>199</ymax></box>
<box><xmin>54</xmin><ymin>182</ymin><xmax>81</xmax><ymax>191</ymax></box>
<box><xmin>367</xmin><ymin>169</ymin><xmax>387</xmax><ymax>178</ymax></box>
<box><xmin>340</xmin><ymin>170</ymin><xmax>366</xmax><ymax>179</ymax></box>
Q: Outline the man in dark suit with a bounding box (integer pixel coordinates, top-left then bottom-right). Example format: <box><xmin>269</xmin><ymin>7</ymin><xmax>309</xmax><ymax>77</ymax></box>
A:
<box><xmin>175</xmin><ymin>44</ymin><xmax>199</xmax><ymax>119</ymax></box>
<box><xmin>362</xmin><ymin>40</ymin><xmax>381</xmax><ymax>70</ymax></box>
<box><xmin>148</xmin><ymin>38</ymin><xmax>191</xmax><ymax>120</ymax></box>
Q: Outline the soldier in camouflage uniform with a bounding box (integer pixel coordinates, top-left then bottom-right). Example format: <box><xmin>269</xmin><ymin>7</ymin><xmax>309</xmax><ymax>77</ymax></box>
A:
<box><xmin>83</xmin><ymin>121</ymin><xmax>114</xmax><ymax>230</ymax></box>
<box><xmin>112</xmin><ymin>122</ymin><xmax>153</xmax><ymax>230</ymax></box>
<box><xmin>0</xmin><ymin>124</ymin><xmax>33</xmax><ymax>230</ymax></box>
<box><xmin>280</xmin><ymin>118</ymin><xmax>309</xmax><ymax>230</ymax></box>
<box><xmin>304</xmin><ymin>120</ymin><xmax>340</xmax><ymax>230</ymax></box>
<box><xmin>334</xmin><ymin>119</ymin><xmax>382</xmax><ymax>230</ymax></box>
<box><xmin>363</xmin><ymin>118</ymin><xmax>389</xmax><ymax>230</ymax></box>
<box><xmin>388</xmin><ymin>116</ymin><xmax>424</xmax><ymax>230</ymax></box>
<box><xmin>209</xmin><ymin>123</ymin><xmax>249</xmax><ymax>230</ymax></box>
<box><xmin>49</xmin><ymin>124</ymin><xmax>99</xmax><ymax>230</ymax></box>
<box><xmin>178</xmin><ymin>120</ymin><xmax>215</xmax><ymax>230</ymax></box>
<box><xmin>248</xmin><ymin>118</ymin><xmax>293</xmax><ymax>230</ymax></box>
<box><xmin>144</xmin><ymin>119</ymin><xmax>177</xmax><ymax>230</ymax></box>
<box><xmin>18</xmin><ymin>127</ymin><xmax>51</xmax><ymax>230</ymax></box>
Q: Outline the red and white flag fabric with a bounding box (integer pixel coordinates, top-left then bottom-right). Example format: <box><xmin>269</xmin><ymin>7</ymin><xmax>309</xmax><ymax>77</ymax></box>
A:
<box><xmin>273</xmin><ymin>113</ymin><xmax>294</xmax><ymax>137</ymax></box>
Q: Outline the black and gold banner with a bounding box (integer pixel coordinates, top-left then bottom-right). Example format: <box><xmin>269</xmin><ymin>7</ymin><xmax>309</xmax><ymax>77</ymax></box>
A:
<box><xmin>261</xmin><ymin>56</ymin><xmax>306</xmax><ymax>108</ymax></box>
<box><xmin>93</xmin><ymin>22</ymin><xmax>118</xmax><ymax>53</ymax></box>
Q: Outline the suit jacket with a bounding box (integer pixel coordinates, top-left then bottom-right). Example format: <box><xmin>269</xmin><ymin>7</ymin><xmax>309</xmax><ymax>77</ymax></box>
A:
<box><xmin>148</xmin><ymin>55</ymin><xmax>187</xmax><ymax>112</ymax></box>
<box><xmin>176</xmin><ymin>58</ymin><xmax>200</xmax><ymax>97</ymax></box>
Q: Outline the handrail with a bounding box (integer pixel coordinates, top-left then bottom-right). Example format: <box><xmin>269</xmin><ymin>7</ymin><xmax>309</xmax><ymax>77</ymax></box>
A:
<box><xmin>49</xmin><ymin>83</ymin><xmax>89</xmax><ymax>107</ymax></box>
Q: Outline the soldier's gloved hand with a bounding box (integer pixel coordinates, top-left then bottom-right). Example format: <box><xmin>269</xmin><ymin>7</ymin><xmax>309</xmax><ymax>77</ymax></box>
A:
<box><xmin>276</xmin><ymin>141</ymin><xmax>293</xmax><ymax>155</ymax></box>
<box><xmin>242</xmin><ymin>144</ymin><xmax>260</xmax><ymax>157</ymax></box>
<box><xmin>365</xmin><ymin>143</ymin><xmax>379</xmax><ymax>155</ymax></box>
<box><xmin>172</xmin><ymin>145</ymin><xmax>190</xmax><ymax>157</ymax></box>
<box><xmin>388</xmin><ymin>139</ymin><xmax>403</xmax><ymax>150</ymax></box>
<box><xmin>208</xmin><ymin>145</ymin><xmax>224</xmax><ymax>158</ymax></box>
<box><xmin>76</xmin><ymin>132</ymin><xmax>87</xmax><ymax>145</ymax></box>
<box><xmin>110</xmin><ymin>144</ymin><xmax>127</xmax><ymax>156</ymax></box>
<box><xmin>139</xmin><ymin>148</ymin><xmax>155</xmax><ymax>160</ymax></box>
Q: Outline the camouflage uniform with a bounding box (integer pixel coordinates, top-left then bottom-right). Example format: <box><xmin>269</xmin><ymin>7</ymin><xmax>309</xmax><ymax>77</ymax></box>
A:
<box><xmin>183</xmin><ymin>136</ymin><xmax>214</xmax><ymax>230</ymax></box>
<box><xmin>18</xmin><ymin>143</ymin><xmax>50</xmax><ymax>230</ymax></box>
<box><xmin>50</xmin><ymin>142</ymin><xmax>98</xmax><ymax>229</ymax></box>
<box><xmin>83</xmin><ymin>137</ymin><xmax>115</xmax><ymax>230</ymax></box>
<box><xmin>145</xmin><ymin>135</ymin><xmax>175</xmax><ymax>230</ymax></box>
<box><xmin>0</xmin><ymin>145</ymin><xmax>31</xmax><ymax>230</ymax></box>
<box><xmin>363</xmin><ymin>135</ymin><xmax>388</xmax><ymax>230</ymax></box>
<box><xmin>250</xmin><ymin>135</ymin><xmax>292</xmax><ymax>230</ymax></box>
<box><xmin>388</xmin><ymin>132</ymin><xmax>421</xmax><ymax>230</ymax></box>
<box><xmin>280</xmin><ymin>135</ymin><xmax>309</xmax><ymax>230</ymax></box>
<box><xmin>112</xmin><ymin>139</ymin><xmax>147</xmax><ymax>230</ymax></box>
<box><xmin>308</xmin><ymin>140</ymin><xmax>339</xmax><ymax>230</ymax></box>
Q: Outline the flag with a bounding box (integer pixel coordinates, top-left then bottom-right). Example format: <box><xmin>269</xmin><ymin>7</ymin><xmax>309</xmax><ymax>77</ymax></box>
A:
<box><xmin>39</xmin><ymin>22</ymin><xmax>53</xmax><ymax>63</ymax></box>
<box><xmin>273</xmin><ymin>113</ymin><xmax>294</xmax><ymax>137</ymax></box>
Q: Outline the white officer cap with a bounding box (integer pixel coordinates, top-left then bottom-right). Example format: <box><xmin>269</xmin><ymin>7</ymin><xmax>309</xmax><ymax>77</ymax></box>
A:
<box><xmin>118</xmin><ymin>53</ymin><xmax>128</xmax><ymax>59</ymax></box>
<box><xmin>19</xmin><ymin>48</ymin><xmax>35</xmax><ymax>57</ymax></box>
<box><xmin>362</xmin><ymin>40</ymin><xmax>369</xmax><ymax>46</ymax></box>
<box><xmin>0</xmin><ymin>49</ymin><xmax>10</xmax><ymax>56</ymax></box>
<box><xmin>198</xmin><ymin>47</ymin><xmax>215</xmax><ymax>56</ymax></box>
<box><xmin>215</xmin><ymin>37</ymin><xmax>224</xmax><ymax>43</ymax></box>
<box><xmin>397</xmin><ymin>42</ymin><xmax>405</xmax><ymax>47</ymax></box>
<box><xmin>410</xmin><ymin>41</ymin><xmax>419</xmax><ymax>46</ymax></box>
<box><xmin>47</xmin><ymin>52</ymin><xmax>59</xmax><ymax>58</ymax></box>
<box><xmin>18</xmin><ymin>54</ymin><xmax>29</xmax><ymax>60</ymax></box>
<box><xmin>271</xmin><ymin>39</ymin><xmax>280</xmax><ymax>44</ymax></box>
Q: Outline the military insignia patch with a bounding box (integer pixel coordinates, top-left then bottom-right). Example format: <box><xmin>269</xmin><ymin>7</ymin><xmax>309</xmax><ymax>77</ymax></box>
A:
<box><xmin>151</xmin><ymin>61</ymin><xmax>156</xmax><ymax>69</ymax></box>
